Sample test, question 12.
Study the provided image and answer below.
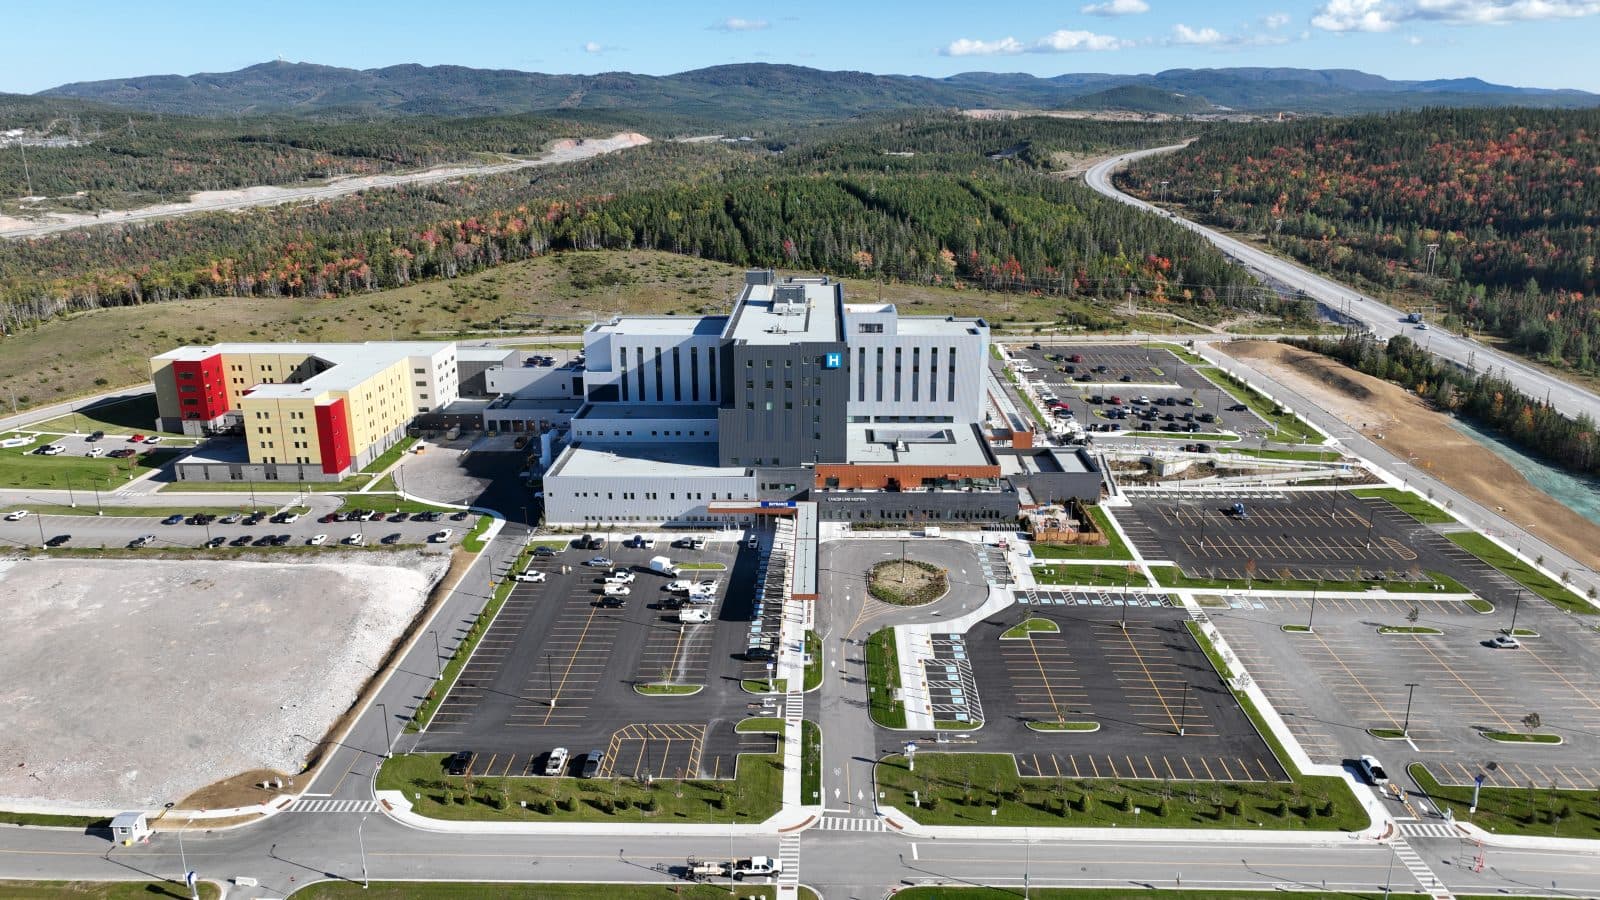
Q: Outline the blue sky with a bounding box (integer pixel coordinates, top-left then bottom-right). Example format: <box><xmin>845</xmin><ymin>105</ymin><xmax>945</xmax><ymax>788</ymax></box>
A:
<box><xmin>6</xmin><ymin>0</ymin><xmax>1598</xmax><ymax>93</ymax></box>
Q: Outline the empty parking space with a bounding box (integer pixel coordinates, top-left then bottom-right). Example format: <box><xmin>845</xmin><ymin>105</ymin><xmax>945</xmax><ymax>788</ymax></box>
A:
<box><xmin>959</xmin><ymin>604</ymin><xmax>1287</xmax><ymax>783</ymax></box>
<box><xmin>1213</xmin><ymin>594</ymin><xmax>1600</xmax><ymax>787</ymax></box>
<box><xmin>925</xmin><ymin>634</ymin><xmax>984</xmax><ymax>727</ymax></box>
<box><xmin>413</xmin><ymin>535</ymin><xmax>780</xmax><ymax>779</ymax></box>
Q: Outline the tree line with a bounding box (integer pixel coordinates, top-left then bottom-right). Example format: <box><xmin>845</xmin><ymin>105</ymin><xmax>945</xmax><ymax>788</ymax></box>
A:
<box><xmin>1288</xmin><ymin>332</ymin><xmax>1600</xmax><ymax>476</ymax></box>
<box><xmin>1123</xmin><ymin>108</ymin><xmax>1600</xmax><ymax>372</ymax></box>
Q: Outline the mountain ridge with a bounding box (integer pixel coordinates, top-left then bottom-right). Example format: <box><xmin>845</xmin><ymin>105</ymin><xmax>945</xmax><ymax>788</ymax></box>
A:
<box><xmin>37</xmin><ymin>60</ymin><xmax>1600</xmax><ymax>120</ymax></box>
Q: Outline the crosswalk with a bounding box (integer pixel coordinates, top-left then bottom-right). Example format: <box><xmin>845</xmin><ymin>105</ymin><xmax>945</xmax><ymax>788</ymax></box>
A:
<box><xmin>776</xmin><ymin>833</ymin><xmax>802</xmax><ymax>897</ymax></box>
<box><xmin>813</xmin><ymin>815</ymin><xmax>888</xmax><ymax>832</ymax></box>
<box><xmin>287</xmin><ymin>798</ymin><xmax>383</xmax><ymax>813</ymax></box>
<box><xmin>1398</xmin><ymin>821</ymin><xmax>1462</xmax><ymax>838</ymax></box>
<box><xmin>1390</xmin><ymin>835</ymin><xmax>1455</xmax><ymax>899</ymax></box>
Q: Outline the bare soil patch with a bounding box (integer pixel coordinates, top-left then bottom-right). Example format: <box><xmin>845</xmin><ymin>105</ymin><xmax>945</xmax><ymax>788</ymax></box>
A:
<box><xmin>1220</xmin><ymin>340</ymin><xmax>1600</xmax><ymax>571</ymax></box>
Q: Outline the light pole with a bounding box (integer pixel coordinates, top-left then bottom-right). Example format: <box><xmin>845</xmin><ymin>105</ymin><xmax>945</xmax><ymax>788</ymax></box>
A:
<box><xmin>1383</xmin><ymin>839</ymin><xmax>1395</xmax><ymax>898</ymax></box>
<box><xmin>375</xmin><ymin>702</ymin><xmax>391</xmax><ymax>758</ymax></box>
<box><xmin>428</xmin><ymin>629</ymin><xmax>442</xmax><ymax>680</ymax></box>
<box><xmin>1307</xmin><ymin>588</ymin><xmax>1318</xmax><ymax>632</ymax></box>
<box><xmin>1506</xmin><ymin>588</ymin><xmax>1523</xmax><ymax>636</ymax></box>
<box><xmin>358</xmin><ymin>814</ymin><xmax>370</xmax><ymax>889</ymax></box>
<box><xmin>1402</xmin><ymin>682</ymin><xmax>1420</xmax><ymax>737</ymax></box>
<box><xmin>176</xmin><ymin>814</ymin><xmax>197</xmax><ymax>900</ymax></box>
<box><xmin>546</xmin><ymin>652</ymin><xmax>556</xmax><ymax>709</ymax></box>
<box><xmin>1178</xmin><ymin>683</ymin><xmax>1190</xmax><ymax>737</ymax></box>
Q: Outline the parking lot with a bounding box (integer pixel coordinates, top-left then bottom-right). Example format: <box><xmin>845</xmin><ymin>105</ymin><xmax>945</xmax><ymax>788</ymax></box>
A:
<box><xmin>413</xmin><ymin>532</ymin><xmax>782</xmax><ymax>780</ymax></box>
<box><xmin>0</xmin><ymin>502</ymin><xmax>468</xmax><ymax>552</ymax></box>
<box><xmin>953</xmin><ymin>603</ymin><xmax>1287</xmax><ymax>783</ymax></box>
<box><xmin>1117</xmin><ymin>492</ymin><xmax>1480</xmax><ymax>584</ymax></box>
<box><xmin>1214</xmin><ymin>594</ymin><xmax>1600</xmax><ymax>788</ymax></box>
<box><xmin>1003</xmin><ymin>343</ymin><xmax>1268</xmax><ymax>442</ymax></box>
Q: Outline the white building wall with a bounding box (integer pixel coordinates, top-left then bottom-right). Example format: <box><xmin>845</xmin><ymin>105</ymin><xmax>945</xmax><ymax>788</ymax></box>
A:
<box><xmin>486</xmin><ymin>365</ymin><xmax>583</xmax><ymax>399</ymax></box>
<box><xmin>569</xmin><ymin>416</ymin><xmax>718</xmax><ymax>444</ymax></box>
<box><xmin>405</xmin><ymin>345</ymin><xmax>458</xmax><ymax>413</ymax></box>
<box><xmin>544</xmin><ymin>470</ymin><xmax>757</xmax><ymax>525</ymax></box>
<box><xmin>845</xmin><ymin>325</ymin><xmax>988</xmax><ymax>421</ymax></box>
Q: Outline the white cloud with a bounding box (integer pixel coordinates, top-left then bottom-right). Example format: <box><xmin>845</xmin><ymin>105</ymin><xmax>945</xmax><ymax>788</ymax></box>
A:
<box><xmin>1312</xmin><ymin>0</ymin><xmax>1599</xmax><ymax>31</ymax></box>
<box><xmin>1406</xmin><ymin>33</ymin><xmax>1426</xmax><ymax>42</ymax></box>
<box><xmin>942</xmin><ymin>36</ymin><xmax>1026</xmax><ymax>56</ymax></box>
<box><xmin>583</xmin><ymin>41</ymin><xmax>605</xmax><ymax>53</ymax></box>
<box><xmin>1263</xmin><ymin>11</ymin><xmax>1293</xmax><ymax>27</ymax></box>
<box><xmin>1081</xmin><ymin>0</ymin><xmax>1150</xmax><ymax>15</ymax></box>
<box><xmin>713</xmin><ymin>17</ymin><xmax>770</xmax><ymax>31</ymax></box>
<box><xmin>1034</xmin><ymin>29</ymin><xmax>1135</xmax><ymax>51</ymax></box>
<box><xmin>1171</xmin><ymin>23</ymin><xmax>1228</xmax><ymax>44</ymax></box>
<box><xmin>941</xmin><ymin>30</ymin><xmax>1130</xmax><ymax>55</ymax></box>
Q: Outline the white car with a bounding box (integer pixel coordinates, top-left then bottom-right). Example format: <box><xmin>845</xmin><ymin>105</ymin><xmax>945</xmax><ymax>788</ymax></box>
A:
<box><xmin>514</xmin><ymin>570</ymin><xmax>547</xmax><ymax>583</ymax></box>
<box><xmin>143</xmin><ymin>435</ymin><xmax>163</xmax><ymax>445</ymax></box>
<box><xmin>605</xmin><ymin>571</ymin><xmax>636</xmax><ymax>585</ymax></box>
<box><xmin>664</xmin><ymin>580</ymin><xmax>693</xmax><ymax>593</ymax></box>
<box><xmin>4</xmin><ymin>509</ymin><xmax>30</xmax><ymax>521</ymax></box>
<box><xmin>1490</xmin><ymin>634</ymin><xmax>1521</xmax><ymax>649</ymax></box>
<box><xmin>678</xmin><ymin>607</ymin><xmax>712</xmax><ymax>624</ymax></box>
<box><xmin>279</xmin><ymin>512</ymin><xmax>300</xmax><ymax>524</ymax></box>
<box><xmin>603</xmin><ymin>583</ymin><xmax>631</xmax><ymax>597</ymax></box>
<box><xmin>85</xmin><ymin>447</ymin><xmax>105</xmax><ymax>457</ymax></box>
<box><xmin>430</xmin><ymin>529</ymin><xmax>453</xmax><ymax>543</ymax></box>
<box><xmin>41</xmin><ymin>444</ymin><xmax>66</xmax><ymax>456</ymax></box>
<box><xmin>308</xmin><ymin>534</ymin><xmax>328</xmax><ymax>546</ymax></box>
<box><xmin>344</xmin><ymin>533</ymin><xmax>366</xmax><ymax>546</ymax></box>
<box><xmin>1357</xmin><ymin>755</ymin><xmax>1390</xmax><ymax>786</ymax></box>
<box><xmin>544</xmin><ymin>747</ymin><xmax>569</xmax><ymax>776</ymax></box>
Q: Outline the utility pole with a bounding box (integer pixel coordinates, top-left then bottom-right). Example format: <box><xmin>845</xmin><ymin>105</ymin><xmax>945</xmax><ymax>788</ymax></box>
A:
<box><xmin>1307</xmin><ymin>588</ymin><xmax>1318</xmax><ymax>632</ymax></box>
<box><xmin>376</xmin><ymin>702</ymin><xmax>391</xmax><ymax>758</ymax></box>
<box><xmin>18</xmin><ymin>141</ymin><xmax>32</xmax><ymax>197</ymax></box>
<box><xmin>1424</xmin><ymin>243</ymin><xmax>1440</xmax><ymax>278</ymax></box>
<box><xmin>1402</xmin><ymin>683</ymin><xmax>1420</xmax><ymax>737</ymax></box>
<box><xmin>358</xmin><ymin>814</ymin><xmax>370</xmax><ymax>889</ymax></box>
<box><xmin>1507</xmin><ymin>588</ymin><xmax>1523</xmax><ymax>636</ymax></box>
<box><xmin>1178</xmin><ymin>684</ymin><xmax>1190</xmax><ymax>737</ymax></box>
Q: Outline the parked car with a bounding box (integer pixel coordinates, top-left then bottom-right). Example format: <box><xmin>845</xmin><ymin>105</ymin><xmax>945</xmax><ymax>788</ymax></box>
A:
<box><xmin>544</xmin><ymin>747</ymin><xmax>569</xmax><ymax>776</ymax></box>
<box><xmin>596</xmin><ymin>595</ymin><xmax>626</xmax><ymax>608</ymax></box>
<box><xmin>513</xmin><ymin>570</ymin><xmax>547</xmax><ymax>583</ymax></box>
<box><xmin>665</xmin><ymin>580</ymin><xmax>693</xmax><ymax>593</ymax></box>
<box><xmin>87</xmin><ymin>430</ymin><xmax>105</xmax><ymax>442</ymax></box>
<box><xmin>1490</xmin><ymin>634</ymin><xmax>1522</xmax><ymax>649</ymax></box>
<box><xmin>578</xmin><ymin>750</ymin><xmax>603</xmax><ymax>778</ymax></box>
<box><xmin>381</xmin><ymin>533</ymin><xmax>403</xmax><ymax>545</ymax></box>
<box><xmin>344</xmin><ymin>533</ymin><xmax>366</xmax><ymax>546</ymax></box>
<box><xmin>3</xmin><ymin>510</ymin><xmax>29</xmax><ymax>522</ymax></box>
<box><xmin>445</xmin><ymin>751</ymin><xmax>476</xmax><ymax>776</ymax></box>
<box><xmin>205</xmin><ymin>536</ymin><xmax>227</xmax><ymax>548</ymax></box>
<box><xmin>219</xmin><ymin>514</ymin><xmax>239</xmax><ymax>524</ymax></box>
<box><xmin>605</xmin><ymin>571</ymin><xmax>636</xmax><ymax>584</ymax></box>
<box><xmin>450</xmin><ymin>510</ymin><xmax>471</xmax><ymax>521</ymax></box>
<box><xmin>129</xmin><ymin>434</ymin><xmax>146</xmax><ymax>443</ymax></box>
<box><xmin>230</xmin><ymin>535</ymin><xmax>253</xmax><ymax>547</ymax></box>
<box><xmin>129</xmin><ymin>534</ymin><xmax>156</xmax><ymax>548</ymax></box>
<box><xmin>85</xmin><ymin>447</ymin><xmax>105</xmax><ymax>457</ymax></box>
<box><xmin>429</xmin><ymin>529</ymin><xmax>453</xmax><ymax>543</ymax></box>
<box><xmin>45</xmin><ymin>534</ymin><xmax>71</xmax><ymax>547</ymax></box>
<box><xmin>108</xmin><ymin>448</ymin><xmax>137</xmax><ymax>458</ymax></box>
<box><xmin>533</xmin><ymin>545</ymin><xmax>559</xmax><ymax>557</ymax></box>
<box><xmin>629</xmin><ymin>535</ymin><xmax>657</xmax><ymax>549</ymax></box>
<box><xmin>586</xmin><ymin>556</ymin><xmax>614</xmax><ymax>568</ymax></box>
<box><xmin>308</xmin><ymin>534</ymin><xmax>328</xmax><ymax>546</ymax></box>
<box><xmin>161</xmin><ymin>514</ymin><xmax>185</xmax><ymax>525</ymax></box>
<box><xmin>143</xmin><ymin>435</ymin><xmax>163</xmax><ymax>445</ymax></box>
<box><xmin>746</xmin><ymin>534</ymin><xmax>760</xmax><ymax>550</ymax></box>
<box><xmin>603</xmin><ymin>584</ymin><xmax>631</xmax><ymax>597</ymax></box>
<box><xmin>389</xmin><ymin>512</ymin><xmax>410</xmax><ymax>523</ymax></box>
<box><xmin>745</xmin><ymin>646</ymin><xmax>775</xmax><ymax>662</ymax></box>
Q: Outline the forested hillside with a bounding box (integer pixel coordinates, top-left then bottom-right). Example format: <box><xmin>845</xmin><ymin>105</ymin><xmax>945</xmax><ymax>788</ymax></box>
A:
<box><xmin>0</xmin><ymin>95</ymin><xmax>605</xmax><ymax>211</ymax></box>
<box><xmin>1122</xmin><ymin>108</ymin><xmax>1600</xmax><ymax>371</ymax></box>
<box><xmin>0</xmin><ymin>115</ymin><xmax>1307</xmax><ymax>336</ymax></box>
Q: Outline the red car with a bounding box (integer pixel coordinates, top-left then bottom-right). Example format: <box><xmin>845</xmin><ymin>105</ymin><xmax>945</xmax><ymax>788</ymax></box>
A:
<box><xmin>129</xmin><ymin>434</ymin><xmax>146</xmax><ymax>443</ymax></box>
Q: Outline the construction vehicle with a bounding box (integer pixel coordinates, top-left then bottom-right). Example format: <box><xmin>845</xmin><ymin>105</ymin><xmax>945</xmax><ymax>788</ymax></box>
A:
<box><xmin>686</xmin><ymin>858</ymin><xmax>729</xmax><ymax>880</ymax></box>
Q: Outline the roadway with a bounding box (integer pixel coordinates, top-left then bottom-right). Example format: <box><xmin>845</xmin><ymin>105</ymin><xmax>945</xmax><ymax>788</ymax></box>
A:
<box><xmin>1084</xmin><ymin>145</ymin><xmax>1600</xmax><ymax>425</ymax></box>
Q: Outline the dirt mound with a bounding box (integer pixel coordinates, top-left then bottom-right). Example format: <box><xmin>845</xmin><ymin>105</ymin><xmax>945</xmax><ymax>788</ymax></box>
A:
<box><xmin>1221</xmin><ymin>340</ymin><xmax>1600</xmax><ymax>574</ymax></box>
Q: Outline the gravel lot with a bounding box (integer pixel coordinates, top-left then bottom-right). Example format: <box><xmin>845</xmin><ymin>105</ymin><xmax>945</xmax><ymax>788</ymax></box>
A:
<box><xmin>0</xmin><ymin>552</ymin><xmax>448</xmax><ymax>811</ymax></box>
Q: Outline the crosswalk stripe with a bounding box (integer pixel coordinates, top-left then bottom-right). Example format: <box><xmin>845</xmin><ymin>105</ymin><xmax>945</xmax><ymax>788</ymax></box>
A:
<box><xmin>288</xmin><ymin>798</ymin><xmax>382</xmax><ymax>813</ymax></box>
<box><xmin>814</xmin><ymin>815</ymin><xmax>887</xmax><ymax>831</ymax></box>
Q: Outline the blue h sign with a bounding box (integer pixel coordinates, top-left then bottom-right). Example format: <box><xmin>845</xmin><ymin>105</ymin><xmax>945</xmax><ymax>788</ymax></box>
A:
<box><xmin>823</xmin><ymin>352</ymin><xmax>842</xmax><ymax>369</ymax></box>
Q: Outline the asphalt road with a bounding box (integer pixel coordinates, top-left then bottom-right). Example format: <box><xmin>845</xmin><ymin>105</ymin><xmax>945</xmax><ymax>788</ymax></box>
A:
<box><xmin>1085</xmin><ymin>145</ymin><xmax>1600</xmax><ymax>426</ymax></box>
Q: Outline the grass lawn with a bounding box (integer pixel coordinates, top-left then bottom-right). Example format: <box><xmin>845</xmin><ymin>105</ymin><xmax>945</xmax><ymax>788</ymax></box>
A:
<box><xmin>866</xmin><ymin>627</ymin><xmax>906</xmax><ymax>729</ymax></box>
<box><xmin>1</xmin><ymin>503</ymin><xmax>242</xmax><ymax>518</ymax></box>
<box><xmin>0</xmin><ymin>810</ymin><xmax>112</xmax><ymax>828</ymax></box>
<box><xmin>1033</xmin><ymin>563</ymin><xmax>1148</xmax><ymax>587</ymax></box>
<box><xmin>293</xmin><ymin>885</ymin><xmax>806</xmax><ymax>900</ymax></box>
<box><xmin>735</xmin><ymin>717</ymin><xmax>784</xmax><ymax>736</ymax></box>
<box><xmin>1351</xmin><ymin>487</ymin><xmax>1455</xmax><ymax>524</ymax></box>
<box><xmin>0</xmin><ymin>437</ymin><xmax>167</xmax><ymax>490</ymax></box>
<box><xmin>1143</xmin><ymin>342</ymin><xmax>1208</xmax><ymax>366</ymax></box>
<box><xmin>804</xmin><ymin>630</ymin><xmax>822</xmax><ymax>691</ymax></box>
<box><xmin>678</xmin><ymin>561</ymin><xmax>726</xmax><ymax>570</ymax></box>
<box><xmin>902</xmin><ymin>883</ymin><xmax>1427</xmax><ymax>890</ymax></box>
<box><xmin>1369</xmin><ymin>728</ymin><xmax>1406</xmax><ymax>739</ymax></box>
<box><xmin>1002</xmin><ymin>618</ymin><xmax>1061</xmax><ymax>639</ymax></box>
<box><xmin>1218</xmin><ymin>447</ymin><xmax>1344</xmax><ymax>461</ymax></box>
<box><xmin>1026</xmin><ymin>721</ymin><xmax>1098</xmax><ymax>732</ymax></box>
<box><xmin>30</xmin><ymin>393</ymin><xmax>185</xmax><ymax>437</ymax></box>
<box><xmin>360</xmin><ymin>437</ymin><xmax>418</xmax><ymax>475</ymax></box>
<box><xmin>1446</xmin><ymin>532</ymin><xmax>1593</xmax><ymax>614</ymax></box>
<box><xmin>460</xmin><ymin>514</ymin><xmax>494</xmax><ymax>552</ymax></box>
<box><xmin>376</xmin><ymin>750</ymin><xmax>781</xmax><ymax>822</ymax></box>
<box><xmin>802</xmin><ymin>719</ymin><xmax>822</xmax><ymax>805</ymax></box>
<box><xmin>877</xmin><ymin>752</ymin><xmax>1365</xmax><ymax>830</ymax></box>
<box><xmin>1482</xmin><ymin>731</ymin><xmax>1561</xmax><ymax>744</ymax></box>
<box><xmin>1004</xmin><ymin>368</ymin><xmax>1051</xmax><ymax>432</ymax></box>
<box><xmin>1195</xmin><ymin>365</ymin><xmax>1325</xmax><ymax>444</ymax></box>
<box><xmin>742</xmin><ymin>677</ymin><xmax>788</xmax><ymax>694</ymax></box>
<box><xmin>1410</xmin><ymin>762</ymin><xmax>1600</xmax><ymax>838</ymax></box>
<box><xmin>1028</xmin><ymin>505</ymin><xmax>1134</xmax><ymax>561</ymax></box>
<box><xmin>338</xmin><ymin>493</ymin><xmax>455</xmax><ymax>515</ymax></box>
<box><xmin>0</xmin><ymin>883</ymin><xmax>222</xmax><ymax>900</ymax></box>
<box><xmin>634</xmin><ymin>683</ymin><xmax>701</xmax><ymax>695</ymax></box>
<box><xmin>1185</xmin><ymin>621</ymin><xmax>1235</xmax><ymax>681</ymax></box>
<box><xmin>1151</xmin><ymin>566</ymin><xmax>1465</xmax><ymax>594</ymax></box>
<box><xmin>1281</xmin><ymin>623</ymin><xmax>1312</xmax><ymax>633</ymax></box>
<box><xmin>410</xmin><ymin>546</ymin><xmax>530</xmax><ymax>731</ymax></box>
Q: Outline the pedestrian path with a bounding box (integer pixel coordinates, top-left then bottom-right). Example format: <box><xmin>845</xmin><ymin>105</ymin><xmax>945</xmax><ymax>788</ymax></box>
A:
<box><xmin>288</xmin><ymin>798</ymin><xmax>383</xmax><ymax>813</ymax></box>
<box><xmin>813</xmin><ymin>815</ymin><xmax>888</xmax><ymax>832</ymax></box>
<box><xmin>1398</xmin><ymin>821</ymin><xmax>1461</xmax><ymax>838</ymax></box>
<box><xmin>776</xmin><ymin>832</ymin><xmax>802</xmax><ymax>898</ymax></box>
<box><xmin>1391</xmin><ymin>835</ymin><xmax>1456</xmax><ymax>900</ymax></box>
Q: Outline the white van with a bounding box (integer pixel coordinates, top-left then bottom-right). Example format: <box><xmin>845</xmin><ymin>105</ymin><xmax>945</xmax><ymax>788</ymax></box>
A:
<box><xmin>649</xmin><ymin>556</ymin><xmax>680</xmax><ymax>577</ymax></box>
<box><xmin>678</xmin><ymin>608</ymin><xmax>712</xmax><ymax>624</ymax></box>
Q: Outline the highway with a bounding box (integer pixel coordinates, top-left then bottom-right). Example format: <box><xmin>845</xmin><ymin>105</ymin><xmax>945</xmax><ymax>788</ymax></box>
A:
<box><xmin>1085</xmin><ymin>145</ymin><xmax>1600</xmax><ymax>425</ymax></box>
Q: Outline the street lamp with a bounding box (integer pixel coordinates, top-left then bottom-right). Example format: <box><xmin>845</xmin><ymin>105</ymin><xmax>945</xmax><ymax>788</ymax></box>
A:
<box><xmin>358</xmin><ymin>814</ymin><xmax>370</xmax><ymax>889</ymax></box>
<box><xmin>1402</xmin><ymin>683</ymin><xmax>1420</xmax><ymax>737</ymax></box>
<box><xmin>1506</xmin><ymin>588</ymin><xmax>1523</xmax><ymax>636</ymax></box>
<box><xmin>428</xmin><ymin>629</ymin><xmax>442</xmax><ymax>680</ymax></box>
<box><xmin>1307</xmin><ymin>588</ymin><xmax>1318</xmax><ymax>633</ymax></box>
<box><xmin>375</xmin><ymin>702</ymin><xmax>392</xmax><ymax>758</ymax></box>
<box><xmin>176</xmin><ymin>813</ymin><xmax>197</xmax><ymax>900</ymax></box>
<box><xmin>1178</xmin><ymin>683</ymin><xmax>1190</xmax><ymax>737</ymax></box>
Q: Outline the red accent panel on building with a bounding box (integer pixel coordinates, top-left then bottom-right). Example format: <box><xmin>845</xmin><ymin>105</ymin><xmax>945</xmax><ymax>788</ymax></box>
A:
<box><xmin>812</xmin><ymin>463</ymin><xmax>1000</xmax><ymax>491</ymax></box>
<box><xmin>170</xmin><ymin>354</ymin><xmax>229</xmax><ymax>421</ymax></box>
<box><xmin>314</xmin><ymin>398</ymin><xmax>352</xmax><ymax>475</ymax></box>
